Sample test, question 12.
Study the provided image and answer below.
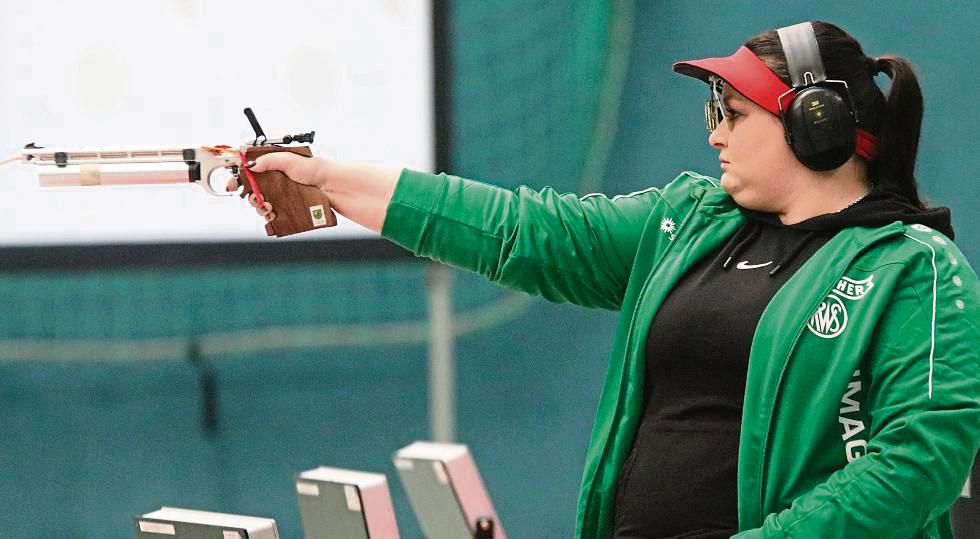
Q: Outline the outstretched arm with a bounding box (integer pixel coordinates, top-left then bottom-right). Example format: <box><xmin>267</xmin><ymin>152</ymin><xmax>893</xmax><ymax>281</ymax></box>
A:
<box><xmin>233</xmin><ymin>156</ymin><xmax>700</xmax><ymax>310</ymax></box>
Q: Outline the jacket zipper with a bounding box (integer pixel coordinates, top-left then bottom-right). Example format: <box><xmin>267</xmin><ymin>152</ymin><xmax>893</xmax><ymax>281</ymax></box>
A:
<box><xmin>583</xmin><ymin>197</ymin><xmax>704</xmax><ymax>535</ymax></box>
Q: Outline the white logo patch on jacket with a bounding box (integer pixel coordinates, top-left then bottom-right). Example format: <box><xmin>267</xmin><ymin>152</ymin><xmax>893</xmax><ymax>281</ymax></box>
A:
<box><xmin>839</xmin><ymin>369</ymin><xmax>867</xmax><ymax>462</ymax></box>
<box><xmin>807</xmin><ymin>275</ymin><xmax>875</xmax><ymax>339</ymax></box>
<box><xmin>831</xmin><ymin>275</ymin><xmax>875</xmax><ymax>300</ymax></box>
<box><xmin>659</xmin><ymin>217</ymin><xmax>676</xmax><ymax>241</ymax></box>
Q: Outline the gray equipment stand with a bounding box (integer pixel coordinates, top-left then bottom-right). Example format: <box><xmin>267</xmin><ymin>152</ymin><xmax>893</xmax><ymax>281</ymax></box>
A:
<box><xmin>426</xmin><ymin>263</ymin><xmax>456</xmax><ymax>443</ymax></box>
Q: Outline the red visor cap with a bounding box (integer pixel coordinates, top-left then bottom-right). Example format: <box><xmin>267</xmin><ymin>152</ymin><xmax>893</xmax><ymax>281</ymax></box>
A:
<box><xmin>672</xmin><ymin>46</ymin><xmax>878</xmax><ymax>161</ymax></box>
<box><xmin>673</xmin><ymin>46</ymin><xmax>789</xmax><ymax>117</ymax></box>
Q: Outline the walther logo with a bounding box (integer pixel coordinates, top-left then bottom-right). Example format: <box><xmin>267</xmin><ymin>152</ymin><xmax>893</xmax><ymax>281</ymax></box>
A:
<box><xmin>832</xmin><ymin>275</ymin><xmax>875</xmax><ymax>300</ymax></box>
<box><xmin>310</xmin><ymin>205</ymin><xmax>327</xmax><ymax>227</ymax></box>
<box><xmin>807</xmin><ymin>275</ymin><xmax>875</xmax><ymax>339</ymax></box>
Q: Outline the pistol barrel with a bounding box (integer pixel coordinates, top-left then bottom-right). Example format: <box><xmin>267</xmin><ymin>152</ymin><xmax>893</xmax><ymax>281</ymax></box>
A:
<box><xmin>22</xmin><ymin>146</ymin><xmax>194</xmax><ymax>166</ymax></box>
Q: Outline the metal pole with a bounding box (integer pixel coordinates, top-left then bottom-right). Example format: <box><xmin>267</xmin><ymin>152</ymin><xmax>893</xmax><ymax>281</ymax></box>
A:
<box><xmin>426</xmin><ymin>263</ymin><xmax>456</xmax><ymax>442</ymax></box>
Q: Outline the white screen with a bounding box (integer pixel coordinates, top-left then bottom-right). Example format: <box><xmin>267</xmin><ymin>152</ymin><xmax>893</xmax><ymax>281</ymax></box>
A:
<box><xmin>0</xmin><ymin>0</ymin><xmax>433</xmax><ymax>245</ymax></box>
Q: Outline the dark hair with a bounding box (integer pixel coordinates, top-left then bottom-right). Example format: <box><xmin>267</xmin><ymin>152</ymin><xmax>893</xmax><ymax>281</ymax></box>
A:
<box><xmin>744</xmin><ymin>21</ymin><xmax>926</xmax><ymax>208</ymax></box>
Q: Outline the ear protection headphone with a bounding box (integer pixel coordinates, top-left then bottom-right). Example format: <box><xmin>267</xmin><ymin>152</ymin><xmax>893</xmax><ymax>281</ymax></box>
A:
<box><xmin>776</xmin><ymin>22</ymin><xmax>859</xmax><ymax>171</ymax></box>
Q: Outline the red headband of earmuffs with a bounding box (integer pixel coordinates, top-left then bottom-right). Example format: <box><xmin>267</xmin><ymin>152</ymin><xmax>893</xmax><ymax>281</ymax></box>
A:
<box><xmin>673</xmin><ymin>46</ymin><xmax>879</xmax><ymax>162</ymax></box>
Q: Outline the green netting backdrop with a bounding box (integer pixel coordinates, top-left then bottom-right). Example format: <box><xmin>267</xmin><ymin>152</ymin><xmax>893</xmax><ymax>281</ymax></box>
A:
<box><xmin>451</xmin><ymin>1</ymin><xmax>611</xmax><ymax>191</ymax></box>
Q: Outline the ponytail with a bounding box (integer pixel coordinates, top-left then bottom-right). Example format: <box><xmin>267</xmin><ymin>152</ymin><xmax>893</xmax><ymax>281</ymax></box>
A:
<box><xmin>870</xmin><ymin>55</ymin><xmax>926</xmax><ymax>209</ymax></box>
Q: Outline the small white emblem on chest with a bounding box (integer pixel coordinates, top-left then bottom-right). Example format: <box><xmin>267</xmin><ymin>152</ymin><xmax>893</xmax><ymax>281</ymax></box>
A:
<box><xmin>660</xmin><ymin>217</ymin><xmax>676</xmax><ymax>241</ymax></box>
<box><xmin>736</xmin><ymin>260</ymin><xmax>773</xmax><ymax>270</ymax></box>
<box><xmin>807</xmin><ymin>274</ymin><xmax>875</xmax><ymax>339</ymax></box>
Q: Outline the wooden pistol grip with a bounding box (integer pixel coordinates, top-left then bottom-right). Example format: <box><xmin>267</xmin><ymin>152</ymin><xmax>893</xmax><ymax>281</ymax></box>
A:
<box><xmin>241</xmin><ymin>145</ymin><xmax>338</xmax><ymax>238</ymax></box>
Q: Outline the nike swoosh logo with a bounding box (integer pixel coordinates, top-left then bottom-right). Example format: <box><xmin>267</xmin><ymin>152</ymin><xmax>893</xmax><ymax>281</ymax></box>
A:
<box><xmin>736</xmin><ymin>260</ymin><xmax>773</xmax><ymax>270</ymax></box>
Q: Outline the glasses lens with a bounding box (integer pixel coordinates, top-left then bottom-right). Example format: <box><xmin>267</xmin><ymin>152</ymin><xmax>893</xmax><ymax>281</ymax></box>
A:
<box><xmin>705</xmin><ymin>77</ymin><xmax>725</xmax><ymax>131</ymax></box>
<box><xmin>704</xmin><ymin>100</ymin><xmax>719</xmax><ymax>132</ymax></box>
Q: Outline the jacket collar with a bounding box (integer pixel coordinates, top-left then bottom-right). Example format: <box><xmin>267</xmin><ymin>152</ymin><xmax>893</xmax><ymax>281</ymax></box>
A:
<box><xmin>688</xmin><ymin>181</ymin><xmax>911</xmax><ymax>245</ymax></box>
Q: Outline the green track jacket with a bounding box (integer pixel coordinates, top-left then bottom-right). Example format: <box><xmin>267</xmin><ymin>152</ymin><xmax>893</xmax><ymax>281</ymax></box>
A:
<box><xmin>381</xmin><ymin>169</ymin><xmax>980</xmax><ymax>538</ymax></box>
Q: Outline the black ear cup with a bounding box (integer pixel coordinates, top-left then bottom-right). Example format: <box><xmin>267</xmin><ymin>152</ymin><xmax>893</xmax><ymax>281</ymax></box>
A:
<box><xmin>781</xmin><ymin>85</ymin><xmax>857</xmax><ymax>171</ymax></box>
<box><xmin>776</xmin><ymin>22</ymin><xmax>861</xmax><ymax>171</ymax></box>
